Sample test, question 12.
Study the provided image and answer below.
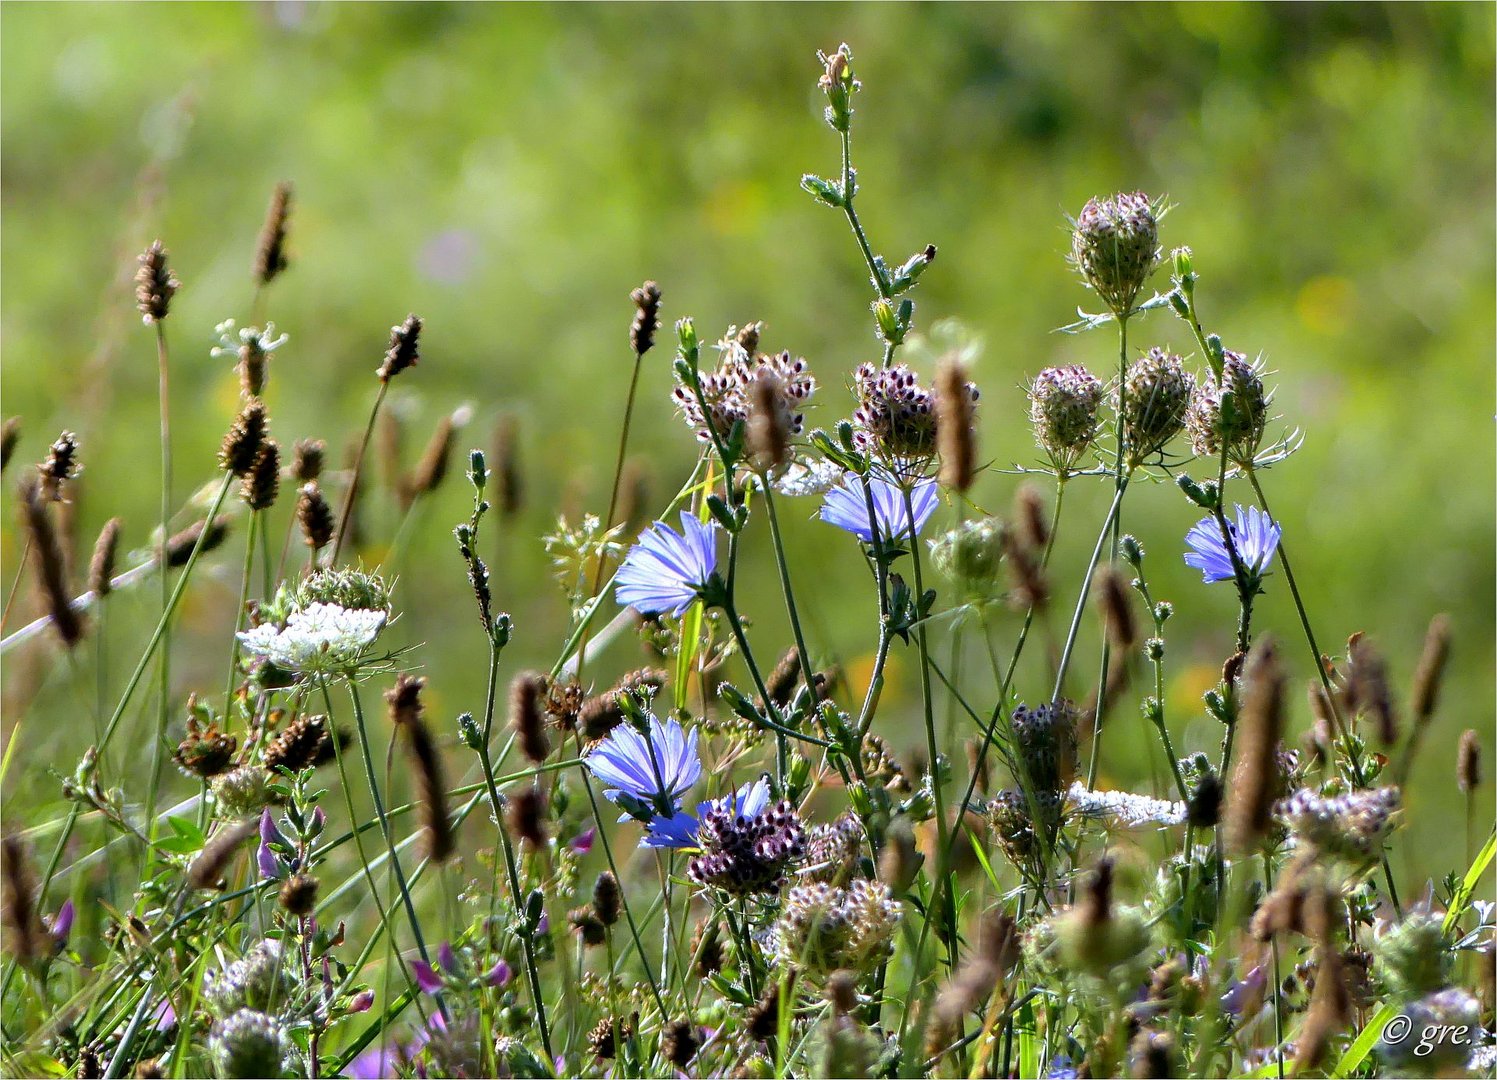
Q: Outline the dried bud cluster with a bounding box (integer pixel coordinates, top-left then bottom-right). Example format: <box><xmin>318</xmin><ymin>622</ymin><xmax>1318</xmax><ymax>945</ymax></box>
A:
<box><xmin>850</xmin><ymin>361</ymin><xmax>976</xmax><ymax>459</ymax></box>
<box><xmin>1028</xmin><ymin>364</ymin><xmax>1104</xmax><ymax>471</ymax></box>
<box><xmin>88</xmin><ymin>517</ymin><xmax>122</xmax><ymax>598</ymax></box>
<box><xmin>801</xmin><ymin>813</ymin><xmax>863</xmax><ymax>886</ymax></box>
<box><xmin>1121</xmin><ymin>348</ymin><xmax>1193</xmax><ymax>464</ymax></box>
<box><xmin>135</xmin><ymin>240</ymin><xmax>179</xmax><ymax>324</ymax></box>
<box><xmin>20</xmin><ymin>477</ymin><xmax>84</xmax><ymax>648</ymax></box>
<box><xmin>292</xmin><ymin>439</ymin><xmax>325</xmax><ymax>483</ymax></box>
<box><xmin>630</xmin><ymin>280</ymin><xmax>661</xmax><ymax>356</ymax></box>
<box><xmin>1185</xmin><ymin>350</ymin><xmax>1269</xmax><ymax>461</ymax></box>
<box><xmin>673</xmin><ymin>337</ymin><xmax>815</xmax><ymax>447</ymax></box>
<box><xmin>772</xmin><ymin>879</ymin><xmax>902</xmax><ymax>977</ymax></box>
<box><xmin>1070</xmin><ymin>192</ymin><xmax>1160</xmax><ymax>315</ymax></box>
<box><xmin>296</xmin><ymin>483</ymin><xmax>335</xmax><ymax>553</ymax></box>
<box><xmin>687</xmin><ymin>794</ymin><xmax>806</xmax><ymax>895</ymax></box>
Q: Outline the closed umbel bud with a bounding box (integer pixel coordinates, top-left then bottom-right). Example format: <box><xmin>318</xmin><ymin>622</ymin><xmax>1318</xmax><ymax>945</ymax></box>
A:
<box><xmin>1121</xmin><ymin>349</ymin><xmax>1192</xmax><ymax>464</ymax></box>
<box><xmin>1185</xmin><ymin>349</ymin><xmax>1269</xmax><ymax>462</ymax></box>
<box><xmin>1070</xmin><ymin>192</ymin><xmax>1160</xmax><ymax>316</ymax></box>
<box><xmin>630</xmin><ymin>280</ymin><xmax>662</xmax><ymax>356</ymax></box>
<box><xmin>135</xmin><ymin>240</ymin><xmax>179</xmax><ymax>324</ymax></box>
<box><xmin>377</xmin><ymin>314</ymin><xmax>422</xmax><ymax>381</ymax></box>
<box><xmin>1028</xmin><ymin>365</ymin><xmax>1104</xmax><ymax>472</ymax></box>
<box><xmin>220</xmin><ymin>402</ymin><xmax>268</xmax><ymax>477</ymax></box>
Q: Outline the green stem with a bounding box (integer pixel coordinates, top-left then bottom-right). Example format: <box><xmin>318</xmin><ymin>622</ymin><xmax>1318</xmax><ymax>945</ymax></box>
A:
<box><xmin>331</xmin><ymin>381</ymin><xmax>388</xmax><ymax>565</ymax></box>
<box><xmin>145</xmin><ymin>322</ymin><xmax>174</xmax><ymax>841</ymax></box>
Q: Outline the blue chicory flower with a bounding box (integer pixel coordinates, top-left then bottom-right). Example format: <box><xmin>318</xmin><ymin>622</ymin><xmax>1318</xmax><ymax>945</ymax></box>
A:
<box><xmin>818</xmin><ymin>471</ymin><xmax>939</xmax><ymax>544</ymax></box>
<box><xmin>1183</xmin><ymin>504</ymin><xmax>1281</xmax><ymax>583</ymax></box>
<box><xmin>643</xmin><ymin>778</ymin><xmax>771</xmax><ymax>850</ymax></box>
<box><xmin>585</xmin><ymin>713</ymin><xmax>702</xmax><ymax>822</ymax></box>
<box><xmin>614</xmin><ymin>512</ymin><xmax>720</xmax><ymax>616</ymax></box>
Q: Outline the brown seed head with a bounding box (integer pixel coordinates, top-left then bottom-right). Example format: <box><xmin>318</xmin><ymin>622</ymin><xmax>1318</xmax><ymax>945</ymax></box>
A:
<box><xmin>253</xmin><ymin>181</ymin><xmax>292</xmax><ymax>286</ymax></box>
<box><xmin>388</xmin><ymin>676</ymin><xmax>454</xmax><ymax>862</ymax></box>
<box><xmin>492</xmin><ymin>414</ymin><xmax>523</xmax><ymax>519</ymax></box>
<box><xmin>1226</xmin><ymin>637</ymin><xmax>1284</xmax><ymax>853</ymax></box>
<box><xmin>507</xmin><ymin>785</ymin><xmax>547</xmax><ymax>850</ymax></box>
<box><xmin>509</xmin><ymin>671</ymin><xmax>551</xmax><ymax>765</ymax></box>
<box><xmin>629</xmin><ymin>280</ymin><xmax>662</xmax><ymax>356</ymax></box>
<box><xmin>1459</xmin><ymin>729</ymin><xmax>1482</xmax><ymax>793</ymax></box>
<box><xmin>187</xmin><ymin>820</ymin><xmax>257</xmax><ymax>890</ymax></box>
<box><xmin>296</xmin><ymin>482</ymin><xmax>335</xmax><ymax>552</ymax></box>
<box><xmin>292</xmin><ymin>439</ymin><xmax>325</xmax><ymax>483</ymax></box>
<box><xmin>1410</xmin><ymin>614</ymin><xmax>1451</xmax><ymax>725</ymax></box>
<box><xmin>0</xmin><ymin>417</ymin><xmax>19</xmax><ymax>473</ymax></box>
<box><xmin>39</xmin><ymin>430</ymin><xmax>81</xmax><ymax>500</ymax></box>
<box><xmin>661</xmin><ymin>1019</ymin><xmax>700</xmax><ymax>1068</ymax></box>
<box><xmin>220</xmin><ymin>401</ymin><xmax>268</xmax><ymax>476</ymax></box>
<box><xmin>135</xmin><ymin>240</ymin><xmax>178</xmax><ymax>323</ymax></box>
<box><xmin>569</xmin><ymin>906</ymin><xmax>607</xmax><ymax>946</ymax></box>
<box><xmin>1013</xmin><ymin>483</ymin><xmax>1049</xmax><ymax>553</ymax></box>
<box><xmin>400</xmin><ymin>414</ymin><xmax>455</xmax><ymax>509</ymax></box>
<box><xmin>89</xmin><ymin>518</ymin><xmax>122</xmax><ymax>598</ymax></box>
<box><xmin>242</xmin><ymin>438</ymin><xmax>280</xmax><ymax>511</ymax></box>
<box><xmin>1096</xmin><ymin>566</ymin><xmax>1137</xmax><ymax>652</ymax></box>
<box><xmin>279</xmin><ymin>873</ymin><xmax>319</xmax><ymax>915</ymax></box>
<box><xmin>693</xmin><ymin>919</ymin><xmax>724</xmax><ymax>977</ymax></box>
<box><xmin>20</xmin><ymin>477</ymin><xmax>85</xmax><ymax>648</ymax></box>
<box><xmin>591</xmin><ymin>870</ymin><xmax>621</xmax><ymax>927</ymax></box>
<box><xmin>1</xmin><ymin>835</ymin><xmax>45</xmax><ymax>966</ymax></box>
<box><xmin>936</xmin><ymin>357</ymin><xmax>977</xmax><ymax>492</ymax></box>
<box><xmin>747</xmin><ymin>370</ymin><xmax>790</xmax><ymax>471</ymax></box>
<box><xmin>164</xmin><ymin>516</ymin><xmax>231</xmax><ymax>567</ymax></box>
<box><xmin>1346</xmin><ymin>634</ymin><xmax>1397</xmax><ymax>745</ymax></box>
<box><xmin>378</xmin><ymin>314</ymin><xmax>422</xmax><ymax>381</ymax></box>
<box><xmin>765</xmin><ymin>648</ymin><xmax>802</xmax><ymax>709</ymax></box>
<box><xmin>263</xmin><ymin>714</ymin><xmax>344</xmax><ymax>775</ymax></box>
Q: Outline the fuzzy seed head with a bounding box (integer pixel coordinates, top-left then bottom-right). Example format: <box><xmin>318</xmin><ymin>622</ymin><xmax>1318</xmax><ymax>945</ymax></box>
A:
<box><xmin>1028</xmin><ymin>364</ymin><xmax>1104</xmax><ymax>471</ymax></box>
<box><xmin>220</xmin><ymin>401</ymin><xmax>268</xmax><ymax>477</ymax></box>
<box><xmin>630</xmin><ymin>280</ymin><xmax>662</xmax><ymax>356</ymax></box>
<box><xmin>135</xmin><ymin>240</ymin><xmax>178</xmax><ymax>323</ymax></box>
<box><xmin>278</xmin><ymin>873</ymin><xmax>319</xmax><ymax>915</ymax></box>
<box><xmin>253</xmin><ymin>182</ymin><xmax>292</xmax><ymax>286</ymax></box>
<box><xmin>1070</xmin><ymin>192</ymin><xmax>1160</xmax><ymax>315</ymax></box>
<box><xmin>591</xmin><ymin>871</ymin><xmax>621</xmax><ymax>927</ymax></box>
<box><xmin>1459</xmin><ymin>729</ymin><xmax>1482</xmax><ymax>792</ymax></box>
<box><xmin>1185</xmin><ymin>350</ymin><xmax>1269</xmax><ymax>461</ymax></box>
<box><xmin>1121</xmin><ymin>348</ymin><xmax>1193</xmax><ymax>463</ymax></box>
<box><xmin>0</xmin><ymin>417</ymin><xmax>19</xmax><ymax>473</ymax></box>
<box><xmin>935</xmin><ymin>357</ymin><xmax>978</xmax><ymax>491</ymax></box>
<box><xmin>88</xmin><ymin>517</ymin><xmax>122</xmax><ymax>598</ymax></box>
<box><xmin>39</xmin><ymin>430</ymin><xmax>81</xmax><ymax>500</ymax></box>
<box><xmin>241</xmin><ymin>438</ymin><xmax>280</xmax><ymax>511</ymax></box>
<box><xmin>377</xmin><ymin>314</ymin><xmax>422</xmax><ymax>381</ymax></box>
<box><xmin>295</xmin><ymin>482</ymin><xmax>334</xmax><ymax>552</ymax></box>
<box><xmin>291</xmin><ymin>439</ymin><xmax>325</xmax><ymax>483</ymax></box>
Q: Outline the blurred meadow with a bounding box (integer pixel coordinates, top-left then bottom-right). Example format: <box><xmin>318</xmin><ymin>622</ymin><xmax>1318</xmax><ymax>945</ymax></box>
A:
<box><xmin>3</xmin><ymin>2</ymin><xmax>1493</xmax><ymax>888</ymax></box>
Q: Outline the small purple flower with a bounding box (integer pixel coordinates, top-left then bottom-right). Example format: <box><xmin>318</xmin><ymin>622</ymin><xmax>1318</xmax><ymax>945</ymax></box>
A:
<box><xmin>153</xmin><ymin>1001</ymin><xmax>176</xmax><ymax>1032</ymax></box>
<box><xmin>485</xmin><ymin>958</ymin><xmax>512</xmax><ymax>987</ymax></box>
<box><xmin>568</xmin><ymin>827</ymin><xmax>596</xmax><ymax>854</ymax></box>
<box><xmin>536</xmin><ymin>911</ymin><xmax>550</xmax><ymax>935</ymax></box>
<box><xmin>614</xmin><ymin>512</ymin><xmax>720</xmax><ymax>616</ymax></box>
<box><xmin>1220</xmin><ymin>964</ymin><xmax>1266</xmax><ymax>1018</ymax></box>
<box><xmin>347</xmin><ymin>1045</ymin><xmax>400</xmax><ymax>1079</ymax></box>
<box><xmin>585</xmin><ymin>714</ymin><xmax>702</xmax><ymax>821</ymax></box>
<box><xmin>437</xmin><ymin>941</ymin><xmax>459</xmax><ymax>974</ymax></box>
<box><xmin>348</xmin><ymin>989</ymin><xmax>375</xmax><ymax>1013</ymax></box>
<box><xmin>644</xmin><ymin>778</ymin><xmax>771</xmax><ymax>851</ymax></box>
<box><xmin>1183</xmin><ymin>504</ymin><xmax>1280</xmax><ymax>583</ymax></box>
<box><xmin>257</xmin><ymin>808</ymin><xmax>285</xmax><ymax>880</ymax></box>
<box><xmin>48</xmin><ymin>900</ymin><xmax>75</xmax><ymax>945</ymax></box>
<box><xmin>818</xmin><ymin>472</ymin><xmax>939</xmax><ymax>544</ymax></box>
<box><xmin>410</xmin><ymin>960</ymin><xmax>443</xmax><ymax>994</ymax></box>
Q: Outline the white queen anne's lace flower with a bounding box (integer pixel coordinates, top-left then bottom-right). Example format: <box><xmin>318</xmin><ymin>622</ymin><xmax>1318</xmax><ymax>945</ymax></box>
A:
<box><xmin>1066</xmin><ymin>781</ymin><xmax>1185</xmax><ymax>827</ymax></box>
<box><xmin>238</xmin><ymin>602</ymin><xmax>387</xmax><ymax>674</ymax></box>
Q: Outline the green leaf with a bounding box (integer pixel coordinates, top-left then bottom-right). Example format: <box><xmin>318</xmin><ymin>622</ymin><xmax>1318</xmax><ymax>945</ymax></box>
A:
<box><xmin>1331</xmin><ymin>1001</ymin><xmax>1397</xmax><ymax>1078</ymax></box>
<box><xmin>1443</xmin><ymin>828</ymin><xmax>1495</xmax><ymax>936</ymax></box>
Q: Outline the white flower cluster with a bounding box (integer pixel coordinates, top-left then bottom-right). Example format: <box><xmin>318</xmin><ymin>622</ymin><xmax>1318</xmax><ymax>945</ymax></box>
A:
<box><xmin>238</xmin><ymin>602</ymin><xmax>386</xmax><ymax>674</ymax></box>
<box><xmin>1066</xmin><ymin>781</ymin><xmax>1185</xmax><ymax>827</ymax></box>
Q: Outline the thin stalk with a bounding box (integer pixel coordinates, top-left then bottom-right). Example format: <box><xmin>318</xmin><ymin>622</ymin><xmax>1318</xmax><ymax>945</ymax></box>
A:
<box><xmin>223</xmin><ymin>512</ymin><xmax>258</xmax><ymax>716</ymax></box>
<box><xmin>1052</xmin><ymin>481</ymin><xmax>1127</xmax><ymax>703</ymax></box>
<box><xmin>146</xmin><ymin>322</ymin><xmax>174</xmax><ymax>838</ymax></box>
<box><xmin>1265</xmin><ymin>851</ymin><xmax>1286</xmax><ymax>1080</ymax></box>
<box><xmin>0</xmin><ymin>537</ymin><xmax>33</xmax><ymax>631</ymax></box>
<box><xmin>330</xmin><ymin>381</ymin><xmax>388</xmax><ymax>565</ymax></box>
<box><xmin>758</xmin><ymin>479</ymin><xmax>819</xmax><ymax>710</ymax></box>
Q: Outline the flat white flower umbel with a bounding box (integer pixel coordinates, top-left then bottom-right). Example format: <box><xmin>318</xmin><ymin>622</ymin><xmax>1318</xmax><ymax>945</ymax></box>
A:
<box><xmin>238</xmin><ymin>602</ymin><xmax>386</xmax><ymax>674</ymax></box>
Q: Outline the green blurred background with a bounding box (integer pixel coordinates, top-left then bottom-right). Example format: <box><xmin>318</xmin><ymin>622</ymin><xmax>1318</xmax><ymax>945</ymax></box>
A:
<box><xmin>3</xmin><ymin>3</ymin><xmax>1492</xmax><ymax>887</ymax></box>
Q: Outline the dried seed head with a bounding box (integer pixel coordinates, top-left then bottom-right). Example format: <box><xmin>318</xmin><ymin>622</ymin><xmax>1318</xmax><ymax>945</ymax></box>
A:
<box><xmin>825</xmin><ymin>970</ymin><xmax>858</xmax><ymax>1015</ymax></box>
<box><xmin>278</xmin><ymin>873</ymin><xmax>318</xmax><ymax>916</ymax></box>
<box><xmin>507</xmin><ymin>786</ymin><xmax>547</xmax><ymax>850</ymax></box>
<box><xmin>174</xmin><ymin>704</ymin><xmax>238</xmax><ymax>778</ymax></box>
<box><xmin>296</xmin><ymin>482</ymin><xmax>335</xmax><ymax>553</ymax></box>
<box><xmin>1185</xmin><ymin>350</ymin><xmax>1269</xmax><ymax>462</ymax></box>
<box><xmin>935</xmin><ymin>357</ymin><xmax>978</xmax><ymax>492</ymax></box>
<box><xmin>1346</xmin><ymin>634</ymin><xmax>1397</xmax><ymax>745</ymax></box>
<box><xmin>1096</xmin><ymin>566</ymin><xmax>1137</xmax><ymax>652</ymax></box>
<box><xmin>20</xmin><ymin>477</ymin><xmax>84</xmax><ymax>648</ymax></box>
<box><xmin>587</xmin><ymin>1015</ymin><xmax>632</xmax><ymax>1060</ymax></box>
<box><xmin>491</xmin><ymin>415</ymin><xmax>523</xmax><ymax>519</ymax></box>
<box><xmin>262</xmin><ymin>714</ymin><xmax>343</xmax><ymax>775</ymax></box>
<box><xmin>220</xmin><ymin>401</ymin><xmax>268</xmax><ymax>477</ymax></box>
<box><xmin>568</xmin><ymin>906</ymin><xmax>607</xmax><ymax>946</ymax></box>
<box><xmin>377</xmin><ymin>314</ymin><xmax>422</xmax><ymax>381</ymax></box>
<box><xmin>1013</xmin><ymin>483</ymin><xmax>1049</xmax><ymax>553</ymax></box>
<box><xmin>591</xmin><ymin>871</ymin><xmax>621</xmax><ymax>927</ymax></box>
<box><xmin>1028</xmin><ymin>364</ymin><xmax>1104</xmax><ymax>472</ymax></box>
<box><xmin>253</xmin><ymin>182</ymin><xmax>292</xmax><ymax>286</ymax></box>
<box><xmin>693</xmin><ymin>920</ymin><xmax>724</xmax><ymax>977</ymax></box>
<box><xmin>388</xmin><ymin>676</ymin><xmax>454</xmax><ymax>862</ymax></box>
<box><xmin>89</xmin><ymin>518</ymin><xmax>122</xmax><ymax>598</ymax></box>
<box><xmin>1410</xmin><ymin>614</ymin><xmax>1451</xmax><ymax>725</ymax></box>
<box><xmin>165</xmin><ymin>516</ymin><xmax>231</xmax><ymax>567</ymax></box>
<box><xmin>241</xmin><ymin>439</ymin><xmax>280</xmax><ymax>511</ymax></box>
<box><xmin>1226</xmin><ymin>637</ymin><xmax>1284</xmax><ymax>853</ymax></box>
<box><xmin>630</xmin><ymin>280</ymin><xmax>662</xmax><ymax>356</ymax></box>
<box><xmin>1121</xmin><ymin>348</ymin><xmax>1193</xmax><ymax>464</ymax></box>
<box><xmin>661</xmin><ymin>1019</ymin><xmax>699</xmax><ymax>1068</ymax></box>
<box><xmin>39</xmin><ymin>430</ymin><xmax>81</xmax><ymax>500</ymax></box>
<box><xmin>1</xmin><ymin>417</ymin><xmax>19</xmax><ymax>473</ymax></box>
<box><xmin>291</xmin><ymin>439</ymin><xmax>325</xmax><ymax>483</ymax></box>
<box><xmin>765</xmin><ymin>648</ymin><xmax>802</xmax><ymax>709</ymax></box>
<box><xmin>747</xmin><ymin>369</ymin><xmax>791</xmax><ymax>471</ymax></box>
<box><xmin>1459</xmin><ymin>729</ymin><xmax>1482</xmax><ymax>793</ymax></box>
<box><xmin>135</xmin><ymin>240</ymin><xmax>179</xmax><ymax>323</ymax></box>
<box><xmin>1070</xmin><ymin>192</ymin><xmax>1160</xmax><ymax>315</ymax></box>
<box><xmin>187</xmin><ymin>820</ymin><xmax>257</xmax><ymax>890</ymax></box>
<box><xmin>508</xmin><ymin>671</ymin><xmax>551</xmax><ymax>765</ymax></box>
<box><xmin>1</xmin><ymin>835</ymin><xmax>45</xmax><ymax>966</ymax></box>
<box><xmin>578</xmin><ymin>669</ymin><xmax>666</xmax><ymax>740</ymax></box>
<box><xmin>400</xmin><ymin>414</ymin><xmax>455</xmax><ymax>509</ymax></box>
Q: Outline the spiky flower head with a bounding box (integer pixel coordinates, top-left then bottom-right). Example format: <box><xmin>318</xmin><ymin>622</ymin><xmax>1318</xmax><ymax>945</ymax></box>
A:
<box><xmin>672</xmin><ymin>336</ymin><xmax>816</xmax><ymax>446</ymax></box>
<box><xmin>293</xmin><ymin>567</ymin><xmax>393</xmax><ymax>616</ymax></box>
<box><xmin>929</xmin><ymin>517</ymin><xmax>1005</xmax><ymax>601</ymax></box>
<box><xmin>1010</xmin><ymin>700</ymin><xmax>1079</xmax><ymax>793</ymax></box>
<box><xmin>135</xmin><ymin>240</ymin><xmax>179</xmax><ymax>324</ymax></box>
<box><xmin>213</xmin><ymin>320</ymin><xmax>289</xmax><ymax>399</ymax></box>
<box><xmin>1185</xmin><ymin>350</ymin><xmax>1269</xmax><ymax>462</ymax></box>
<box><xmin>773</xmin><ymin>880</ymin><xmax>902</xmax><ymax>979</ymax></box>
<box><xmin>1372</xmin><ymin>912</ymin><xmax>1451</xmax><ymax>999</ymax></box>
<box><xmin>1070</xmin><ymin>192</ymin><xmax>1160</xmax><ymax>316</ymax></box>
<box><xmin>38</xmin><ymin>430</ymin><xmax>81</xmax><ymax>501</ymax></box>
<box><xmin>209</xmin><ymin>1009</ymin><xmax>289</xmax><ymax>1079</ymax></box>
<box><xmin>1121</xmin><ymin>348</ymin><xmax>1192</xmax><ymax>464</ymax></box>
<box><xmin>850</xmin><ymin>361</ymin><xmax>977</xmax><ymax>460</ymax></box>
<box><xmin>1028</xmin><ymin>365</ymin><xmax>1104</xmax><ymax>472</ymax></box>
<box><xmin>210</xmin><ymin>765</ymin><xmax>272</xmax><ymax>820</ymax></box>
<box><xmin>205</xmin><ymin>940</ymin><xmax>294</xmax><ymax>1016</ymax></box>
<box><xmin>1276</xmin><ymin>785</ymin><xmax>1400</xmax><ymax>864</ymax></box>
<box><xmin>688</xmin><ymin>787</ymin><xmax>806</xmax><ymax>895</ymax></box>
